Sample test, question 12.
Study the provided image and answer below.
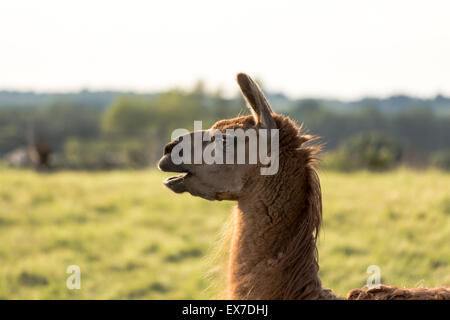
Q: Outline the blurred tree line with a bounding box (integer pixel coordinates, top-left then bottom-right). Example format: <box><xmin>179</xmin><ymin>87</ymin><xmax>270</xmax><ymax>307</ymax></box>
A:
<box><xmin>0</xmin><ymin>84</ymin><xmax>449</xmax><ymax>171</ymax></box>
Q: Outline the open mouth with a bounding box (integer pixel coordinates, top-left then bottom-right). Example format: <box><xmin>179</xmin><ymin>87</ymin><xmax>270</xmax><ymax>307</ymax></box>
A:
<box><xmin>158</xmin><ymin>154</ymin><xmax>192</xmax><ymax>193</ymax></box>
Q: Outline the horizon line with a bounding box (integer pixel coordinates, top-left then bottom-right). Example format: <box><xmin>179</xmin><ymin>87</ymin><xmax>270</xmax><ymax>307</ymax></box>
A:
<box><xmin>0</xmin><ymin>86</ymin><xmax>449</xmax><ymax>103</ymax></box>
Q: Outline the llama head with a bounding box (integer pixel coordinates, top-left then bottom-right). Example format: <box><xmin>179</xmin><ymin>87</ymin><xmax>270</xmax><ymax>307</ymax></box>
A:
<box><xmin>158</xmin><ymin>73</ymin><xmax>311</xmax><ymax>201</ymax></box>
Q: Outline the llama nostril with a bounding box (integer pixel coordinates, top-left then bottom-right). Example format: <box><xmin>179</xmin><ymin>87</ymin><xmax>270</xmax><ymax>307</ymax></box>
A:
<box><xmin>163</xmin><ymin>141</ymin><xmax>176</xmax><ymax>155</ymax></box>
<box><xmin>163</xmin><ymin>145</ymin><xmax>171</xmax><ymax>155</ymax></box>
<box><xmin>164</xmin><ymin>140</ymin><xmax>184</xmax><ymax>157</ymax></box>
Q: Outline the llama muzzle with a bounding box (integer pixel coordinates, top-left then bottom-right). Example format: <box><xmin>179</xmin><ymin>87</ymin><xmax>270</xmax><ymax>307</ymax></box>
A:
<box><xmin>157</xmin><ymin>154</ymin><xmax>191</xmax><ymax>193</ymax></box>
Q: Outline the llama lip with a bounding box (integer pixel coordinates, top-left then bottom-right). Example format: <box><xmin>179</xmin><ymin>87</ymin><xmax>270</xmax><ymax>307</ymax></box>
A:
<box><xmin>157</xmin><ymin>154</ymin><xmax>188</xmax><ymax>173</ymax></box>
<box><xmin>163</xmin><ymin>172</ymin><xmax>191</xmax><ymax>193</ymax></box>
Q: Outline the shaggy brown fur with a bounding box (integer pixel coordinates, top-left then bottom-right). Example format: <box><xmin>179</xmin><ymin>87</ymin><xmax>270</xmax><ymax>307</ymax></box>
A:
<box><xmin>158</xmin><ymin>72</ymin><xmax>450</xmax><ymax>300</ymax></box>
<box><xmin>347</xmin><ymin>285</ymin><xmax>450</xmax><ymax>300</ymax></box>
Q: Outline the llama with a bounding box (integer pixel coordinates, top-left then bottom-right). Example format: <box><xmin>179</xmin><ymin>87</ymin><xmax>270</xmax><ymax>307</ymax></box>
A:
<box><xmin>157</xmin><ymin>73</ymin><xmax>450</xmax><ymax>300</ymax></box>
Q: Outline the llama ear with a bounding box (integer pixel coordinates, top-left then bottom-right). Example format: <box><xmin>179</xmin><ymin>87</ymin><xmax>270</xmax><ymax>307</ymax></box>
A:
<box><xmin>236</xmin><ymin>73</ymin><xmax>276</xmax><ymax>129</ymax></box>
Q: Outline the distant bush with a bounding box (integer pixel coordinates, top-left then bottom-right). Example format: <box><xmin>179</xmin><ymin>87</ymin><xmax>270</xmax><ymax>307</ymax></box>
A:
<box><xmin>323</xmin><ymin>132</ymin><xmax>402</xmax><ymax>171</ymax></box>
<box><xmin>430</xmin><ymin>150</ymin><xmax>450</xmax><ymax>171</ymax></box>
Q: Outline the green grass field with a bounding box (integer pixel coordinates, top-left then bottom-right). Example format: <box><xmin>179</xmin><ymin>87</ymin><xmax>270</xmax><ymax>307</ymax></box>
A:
<box><xmin>0</xmin><ymin>169</ymin><xmax>449</xmax><ymax>299</ymax></box>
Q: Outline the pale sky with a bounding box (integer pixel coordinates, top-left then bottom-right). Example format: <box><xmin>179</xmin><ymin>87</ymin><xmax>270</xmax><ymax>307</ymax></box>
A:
<box><xmin>1</xmin><ymin>0</ymin><xmax>450</xmax><ymax>99</ymax></box>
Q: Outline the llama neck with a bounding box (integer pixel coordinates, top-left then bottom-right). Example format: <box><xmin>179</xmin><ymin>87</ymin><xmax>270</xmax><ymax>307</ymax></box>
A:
<box><xmin>226</xmin><ymin>165</ymin><xmax>334</xmax><ymax>299</ymax></box>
